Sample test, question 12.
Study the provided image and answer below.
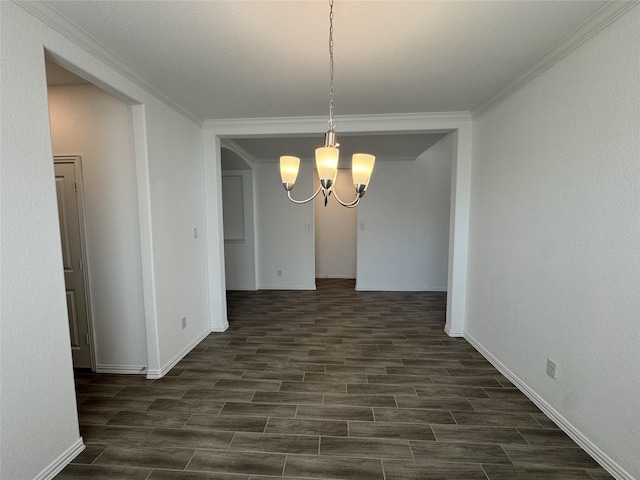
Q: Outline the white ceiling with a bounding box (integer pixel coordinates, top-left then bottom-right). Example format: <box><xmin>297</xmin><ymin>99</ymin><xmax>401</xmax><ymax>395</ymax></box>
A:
<box><xmin>46</xmin><ymin>0</ymin><xmax>612</xmax><ymax>121</ymax></box>
<box><xmin>44</xmin><ymin>0</ymin><xmax>618</xmax><ymax>163</ymax></box>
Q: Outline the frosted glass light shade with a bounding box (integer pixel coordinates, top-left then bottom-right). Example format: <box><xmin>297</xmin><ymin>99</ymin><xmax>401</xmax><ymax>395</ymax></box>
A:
<box><xmin>315</xmin><ymin>146</ymin><xmax>339</xmax><ymax>181</ymax></box>
<box><xmin>352</xmin><ymin>153</ymin><xmax>375</xmax><ymax>187</ymax></box>
<box><xmin>280</xmin><ymin>156</ymin><xmax>300</xmax><ymax>188</ymax></box>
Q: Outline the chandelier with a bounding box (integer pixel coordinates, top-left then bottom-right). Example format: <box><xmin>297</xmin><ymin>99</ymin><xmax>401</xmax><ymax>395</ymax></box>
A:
<box><xmin>279</xmin><ymin>0</ymin><xmax>375</xmax><ymax>208</ymax></box>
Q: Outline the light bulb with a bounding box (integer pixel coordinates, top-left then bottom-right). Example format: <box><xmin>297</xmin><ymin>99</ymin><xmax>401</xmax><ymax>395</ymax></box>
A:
<box><xmin>280</xmin><ymin>156</ymin><xmax>300</xmax><ymax>191</ymax></box>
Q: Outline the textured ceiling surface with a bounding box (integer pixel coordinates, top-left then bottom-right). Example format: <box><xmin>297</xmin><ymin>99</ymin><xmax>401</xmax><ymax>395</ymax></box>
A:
<box><xmin>46</xmin><ymin>0</ymin><xmax>610</xmax><ymax>121</ymax></box>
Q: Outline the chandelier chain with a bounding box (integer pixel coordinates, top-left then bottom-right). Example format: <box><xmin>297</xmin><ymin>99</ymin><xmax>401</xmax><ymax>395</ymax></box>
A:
<box><xmin>328</xmin><ymin>0</ymin><xmax>335</xmax><ymax>131</ymax></box>
<box><xmin>279</xmin><ymin>0</ymin><xmax>374</xmax><ymax>208</ymax></box>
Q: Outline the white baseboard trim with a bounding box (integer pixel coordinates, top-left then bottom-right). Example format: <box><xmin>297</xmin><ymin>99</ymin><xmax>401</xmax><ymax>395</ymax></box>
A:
<box><xmin>444</xmin><ymin>325</ymin><xmax>464</xmax><ymax>337</ymax></box>
<box><xmin>95</xmin><ymin>364</ymin><xmax>146</xmax><ymax>375</ymax></box>
<box><xmin>146</xmin><ymin>328</ymin><xmax>211</xmax><ymax>379</ymax></box>
<box><xmin>316</xmin><ymin>274</ymin><xmax>356</xmax><ymax>279</ymax></box>
<box><xmin>464</xmin><ymin>332</ymin><xmax>635</xmax><ymax>480</ymax></box>
<box><xmin>256</xmin><ymin>284</ymin><xmax>317</xmax><ymax>290</ymax></box>
<box><xmin>211</xmin><ymin>324</ymin><xmax>229</xmax><ymax>333</ymax></box>
<box><xmin>35</xmin><ymin>437</ymin><xmax>84</xmax><ymax>480</ymax></box>
<box><xmin>355</xmin><ymin>285</ymin><xmax>448</xmax><ymax>292</ymax></box>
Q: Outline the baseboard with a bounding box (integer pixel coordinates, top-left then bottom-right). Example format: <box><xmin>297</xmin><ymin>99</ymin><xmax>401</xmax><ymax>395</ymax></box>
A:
<box><xmin>464</xmin><ymin>332</ymin><xmax>636</xmax><ymax>480</ymax></box>
<box><xmin>34</xmin><ymin>437</ymin><xmax>84</xmax><ymax>480</ymax></box>
<box><xmin>95</xmin><ymin>364</ymin><xmax>146</xmax><ymax>375</ymax></box>
<box><xmin>146</xmin><ymin>328</ymin><xmax>211</xmax><ymax>379</ymax></box>
<box><xmin>316</xmin><ymin>274</ymin><xmax>356</xmax><ymax>279</ymax></box>
<box><xmin>355</xmin><ymin>285</ymin><xmax>448</xmax><ymax>292</ymax></box>
<box><xmin>444</xmin><ymin>325</ymin><xmax>464</xmax><ymax>337</ymax></box>
<box><xmin>256</xmin><ymin>283</ymin><xmax>317</xmax><ymax>290</ymax></box>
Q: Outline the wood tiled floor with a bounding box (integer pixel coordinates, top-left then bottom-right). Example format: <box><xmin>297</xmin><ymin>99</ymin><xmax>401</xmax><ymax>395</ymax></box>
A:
<box><xmin>55</xmin><ymin>279</ymin><xmax>612</xmax><ymax>480</ymax></box>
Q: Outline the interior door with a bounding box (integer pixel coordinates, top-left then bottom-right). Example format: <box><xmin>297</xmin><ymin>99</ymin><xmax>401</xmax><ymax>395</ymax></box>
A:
<box><xmin>54</xmin><ymin>159</ymin><xmax>92</xmax><ymax>368</ymax></box>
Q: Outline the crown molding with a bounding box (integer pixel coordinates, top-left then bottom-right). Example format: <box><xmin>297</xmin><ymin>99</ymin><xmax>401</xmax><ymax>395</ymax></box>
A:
<box><xmin>21</xmin><ymin>0</ymin><xmax>630</xmax><ymax>129</ymax></box>
<box><xmin>204</xmin><ymin>112</ymin><xmax>471</xmax><ymax>136</ymax></box>
<box><xmin>473</xmin><ymin>1</ymin><xmax>639</xmax><ymax>119</ymax></box>
<box><xmin>15</xmin><ymin>0</ymin><xmax>203</xmax><ymax>126</ymax></box>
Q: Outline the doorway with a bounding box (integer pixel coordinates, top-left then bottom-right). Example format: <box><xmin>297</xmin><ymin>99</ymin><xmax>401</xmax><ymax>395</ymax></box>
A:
<box><xmin>46</xmin><ymin>59</ymin><xmax>149</xmax><ymax>374</ymax></box>
<box><xmin>54</xmin><ymin>156</ymin><xmax>94</xmax><ymax>368</ymax></box>
<box><xmin>314</xmin><ymin>169</ymin><xmax>357</xmax><ymax>280</ymax></box>
<box><xmin>221</xmin><ymin>146</ymin><xmax>257</xmax><ymax>291</ymax></box>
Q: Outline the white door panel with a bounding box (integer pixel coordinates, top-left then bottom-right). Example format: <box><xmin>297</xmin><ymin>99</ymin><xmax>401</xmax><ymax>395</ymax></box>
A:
<box><xmin>55</xmin><ymin>158</ymin><xmax>92</xmax><ymax>368</ymax></box>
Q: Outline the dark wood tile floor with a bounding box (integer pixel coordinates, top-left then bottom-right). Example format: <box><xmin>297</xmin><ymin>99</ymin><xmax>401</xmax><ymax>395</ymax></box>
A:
<box><xmin>55</xmin><ymin>279</ymin><xmax>612</xmax><ymax>480</ymax></box>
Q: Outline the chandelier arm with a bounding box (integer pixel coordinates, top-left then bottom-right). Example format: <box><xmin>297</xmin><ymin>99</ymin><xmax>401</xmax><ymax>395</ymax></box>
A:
<box><xmin>279</xmin><ymin>0</ymin><xmax>373</xmax><ymax>209</ymax></box>
<box><xmin>335</xmin><ymin>197</ymin><xmax>360</xmax><ymax>208</ymax></box>
<box><xmin>287</xmin><ymin>186</ymin><xmax>323</xmax><ymax>204</ymax></box>
<box><xmin>331</xmin><ymin>186</ymin><xmax>361</xmax><ymax>208</ymax></box>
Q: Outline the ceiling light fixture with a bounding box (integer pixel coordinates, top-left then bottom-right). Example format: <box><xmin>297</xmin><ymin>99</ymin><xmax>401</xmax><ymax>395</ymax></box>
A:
<box><xmin>279</xmin><ymin>0</ymin><xmax>375</xmax><ymax>208</ymax></box>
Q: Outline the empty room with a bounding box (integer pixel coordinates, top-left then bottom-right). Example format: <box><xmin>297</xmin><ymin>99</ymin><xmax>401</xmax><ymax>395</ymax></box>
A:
<box><xmin>1</xmin><ymin>1</ymin><xmax>638</xmax><ymax>480</ymax></box>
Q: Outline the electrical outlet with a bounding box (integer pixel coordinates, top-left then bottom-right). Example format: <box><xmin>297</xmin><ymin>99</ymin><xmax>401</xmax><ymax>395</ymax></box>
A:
<box><xmin>181</xmin><ymin>316</ymin><xmax>187</xmax><ymax>329</ymax></box>
<box><xmin>546</xmin><ymin>358</ymin><xmax>557</xmax><ymax>379</ymax></box>
<box><xmin>277</xmin><ymin>269</ymin><xmax>282</xmax><ymax>276</ymax></box>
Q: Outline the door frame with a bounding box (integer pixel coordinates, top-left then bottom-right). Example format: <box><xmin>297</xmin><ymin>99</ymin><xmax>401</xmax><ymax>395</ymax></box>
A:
<box><xmin>203</xmin><ymin>114</ymin><xmax>472</xmax><ymax>336</ymax></box>
<box><xmin>54</xmin><ymin>155</ymin><xmax>97</xmax><ymax>371</ymax></box>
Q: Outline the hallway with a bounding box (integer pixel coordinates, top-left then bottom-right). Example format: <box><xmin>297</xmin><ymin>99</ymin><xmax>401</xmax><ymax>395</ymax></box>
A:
<box><xmin>56</xmin><ymin>280</ymin><xmax>610</xmax><ymax>479</ymax></box>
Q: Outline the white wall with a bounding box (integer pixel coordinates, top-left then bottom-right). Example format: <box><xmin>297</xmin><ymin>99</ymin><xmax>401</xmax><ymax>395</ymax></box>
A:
<box><xmin>254</xmin><ymin>161</ymin><xmax>315</xmax><ymax>289</ymax></box>
<box><xmin>1</xmin><ymin>4</ymin><xmax>82</xmax><ymax>478</ymax></box>
<box><xmin>223</xmin><ymin>169</ymin><xmax>256</xmax><ymax>290</ymax></box>
<box><xmin>467</xmin><ymin>8</ymin><xmax>640</xmax><ymax>480</ymax></box>
<box><xmin>48</xmin><ymin>84</ymin><xmax>147</xmax><ymax>371</ymax></box>
<box><xmin>235</xmin><ymin>136</ymin><xmax>455</xmax><ymax>291</ymax></box>
<box><xmin>144</xmin><ymin>99</ymin><xmax>208</xmax><ymax>372</ymax></box>
<box><xmin>0</xmin><ymin>2</ymin><xmax>210</xmax><ymax>477</ymax></box>
<box><xmin>50</xmin><ymin>86</ymin><xmax>209</xmax><ymax>377</ymax></box>
<box><xmin>356</xmin><ymin>134</ymin><xmax>453</xmax><ymax>290</ymax></box>
<box><xmin>315</xmin><ymin>169</ymin><xmax>357</xmax><ymax>279</ymax></box>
